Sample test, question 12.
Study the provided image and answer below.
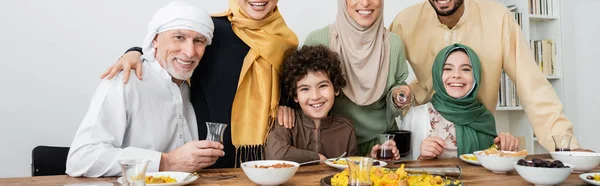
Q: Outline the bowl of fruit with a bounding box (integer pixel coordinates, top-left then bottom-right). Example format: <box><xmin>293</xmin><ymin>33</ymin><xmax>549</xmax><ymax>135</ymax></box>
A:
<box><xmin>514</xmin><ymin>158</ymin><xmax>573</xmax><ymax>186</ymax></box>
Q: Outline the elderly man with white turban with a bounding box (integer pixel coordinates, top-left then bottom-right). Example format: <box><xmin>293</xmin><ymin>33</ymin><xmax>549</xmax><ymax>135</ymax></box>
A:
<box><xmin>66</xmin><ymin>1</ymin><xmax>222</xmax><ymax>177</ymax></box>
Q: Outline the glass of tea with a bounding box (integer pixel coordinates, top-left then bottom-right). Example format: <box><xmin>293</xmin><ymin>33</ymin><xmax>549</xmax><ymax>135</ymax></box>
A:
<box><xmin>552</xmin><ymin>134</ymin><xmax>572</xmax><ymax>151</ymax></box>
<box><xmin>119</xmin><ymin>159</ymin><xmax>149</xmax><ymax>186</ymax></box>
<box><xmin>376</xmin><ymin>134</ymin><xmax>396</xmax><ymax>161</ymax></box>
<box><xmin>346</xmin><ymin>156</ymin><xmax>373</xmax><ymax>186</ymax></box>
<box><xmin>206</xmin><ymin>122</ymin><xmax>228</xmax><ymax>143</ymax></box>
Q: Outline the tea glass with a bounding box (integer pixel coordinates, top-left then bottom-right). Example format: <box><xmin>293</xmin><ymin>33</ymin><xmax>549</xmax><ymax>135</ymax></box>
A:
<box><xmin>376</xmin><ymin>134</ymin><xmax>396</xmax><ymax>161</ymax></box>
<box><xmin>346</xmin><ymin>156</ymin><xmax>373</xmax><ymax>186</ymax></box>
<box><xmin>119</xmin><ymin>159</ymin><xmax>149</xmax><ymax>186</ymax></box>
<box><xmin>552</xmin><ymin>134</ymin><xmax>572</xmax><ymax>151</ymax></box>
<box><xmin>206</xmin><ymin>122</ymin><xmax>228</xmax><ymax>143</ymax></box>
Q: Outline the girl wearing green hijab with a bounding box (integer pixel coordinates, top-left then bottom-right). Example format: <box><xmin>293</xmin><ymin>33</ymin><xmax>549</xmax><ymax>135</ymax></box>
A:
<box><xmin>402</xmin><ymin>43</ymin><xmax>520</xmax><ymax>160</ymax></box>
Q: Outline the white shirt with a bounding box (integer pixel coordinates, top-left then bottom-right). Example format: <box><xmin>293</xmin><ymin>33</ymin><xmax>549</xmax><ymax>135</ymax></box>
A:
<box><xmin>66</xmin><ymin>60</ymin><xmax>198</xmax><ymax>177</ymax></box>
<box><xmin>400</xmin><ymin>103</ymin><xmax>459</xmax><ymax>160</ymax></box>
<box><xmin>399</xmin><ymin>104</ymin><xmax>431</xmax><ymax>161</ymax></box>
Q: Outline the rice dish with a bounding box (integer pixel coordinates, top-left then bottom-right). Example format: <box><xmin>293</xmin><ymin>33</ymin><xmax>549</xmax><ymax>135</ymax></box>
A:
<box><xmin>330</xmin><ymin>164</ymin><xmax>461</xmax><ymax>186</ymax></box>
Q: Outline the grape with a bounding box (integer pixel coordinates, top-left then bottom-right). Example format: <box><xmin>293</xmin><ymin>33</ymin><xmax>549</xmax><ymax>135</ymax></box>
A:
<box><xmin>547</xmin><ymin>163</ymin><xmax>555</xmax><ymax>168</ymax></box>
<box><xmin>518</xmin><ymin>159</ymin><xmax>569</xmax><ymax>168</ymax></box>
<box><xmin>553</xmin><ymin>160</ymin><xmax>565</xmax><ymax>168</ymax></box>
<box><xmin>517</xmin><ymin>159</ymin><xmax>527</xmax><ymax>166</ymax></box>
<box><xmin>532</xmin><ymin>159</ymin><xmax>545</xmax><ymax>167</ymax></box>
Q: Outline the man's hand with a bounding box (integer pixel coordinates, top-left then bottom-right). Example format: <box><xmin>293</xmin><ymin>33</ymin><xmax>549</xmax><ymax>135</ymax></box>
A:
<box><xmin>277</xmin><ymin>106</ymin><xmax>295</xmax><ymax>129</ymax></box>
<box><xmin>100</xmin><ymin>51</ymin><xmax>143</xmax><ymax>83</ymax></box>
<box><xmin>392</xmin><ymin>85</ymin><xmax>412</xmax><ymax>108</ymax></box>
<box><xmin>159</xmin><ymin>140</ymin><xmax>224</xmax><ymax>172</ymax></box>
<box><xmin>418</xmin><ymin>136</ymin><xmax>445</xmax><ymax>160</ymax></box>
<box><xmin>494</xmin><ymin>132</ymin><xmax>519</xmax><ymax>151</ymax></box>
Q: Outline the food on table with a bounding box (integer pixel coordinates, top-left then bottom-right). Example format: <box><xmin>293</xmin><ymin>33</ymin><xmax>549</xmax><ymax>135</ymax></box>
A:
<box><xmin>332</xmin><ymin>159</ymin><xmax>347</xmax><ymax>165</ymax></box>
<box><xmin>253</xmin><ymin>162</ymin><xmax>295</xmax><ymax>168</ymax></box>
<box><xmin>586</xmin><ymin>174</ymin><xmax>600</xmax><ymax>181</ymax></box>
<box><xmin>516</xmin><ymin>158</ymin><xmax>570</xmax><ymax>168</ymax></box>
<box><xmin>331</xmin><ymin>159</ymin><xmax>380</xmax><ymax>166</ymax></box>
<box><xmin>480</xmin><ymin>144</ymin><xmax>528</xmax><ymax>157</ymax></box>
<box><xmin>330</xmin><ymin>164</ymin><xmax>461</xmax><ymax>186</ymax></box>
<box><xmin>146</xmin><ymin>175</ymin><xmax>177</xmax><ymax>183</ymax></box>
<box><xmin>461</xmin><ymin>154</ymin><xmax>478</xmax><ymax>161</ymax></box>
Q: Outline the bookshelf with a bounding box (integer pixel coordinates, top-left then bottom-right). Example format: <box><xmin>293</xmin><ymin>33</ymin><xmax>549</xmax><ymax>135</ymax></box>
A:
<box><xmin>495</xmin><ymin>0</ymin><xmax>564</xmax><ymax>154</ymax></box>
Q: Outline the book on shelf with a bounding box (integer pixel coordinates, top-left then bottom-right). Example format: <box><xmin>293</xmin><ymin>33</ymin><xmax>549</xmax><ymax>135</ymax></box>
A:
<box><xmin>529</xmin><ymin>0</ymin><xmax>553</xmax><ymax>16</ymax></box>
<box><xmin>497</xmin><ymin>71</ymin><xmax>520</xmax><ymax>108</ymax></box>
<box><xmin>510</xmin><ymin>11</ymin><xmax>522</xmax><ymax>28</ymax></box>
<box><xmin>497</xmin><ymin>4</ymin><xmax>525</xmax><ymax>109</ymax></box>
<box><xmin>529</xmin><ymin>39</ymin><xmax>556</xmax><ymax>76</ymax></box>
<box><xmin>506</xmin><ymin>5</ymin><xmax>522</xmax><ymax>29</ymax></box>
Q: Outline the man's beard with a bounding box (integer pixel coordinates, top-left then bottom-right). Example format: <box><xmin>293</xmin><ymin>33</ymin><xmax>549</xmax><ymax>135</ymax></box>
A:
<box><xmin>160</xmin><ymin>58</ymin><xmax>195</xmax><ymax>81</ymax></box>
<box><xmin>165</xmin><ymin>62</ymin><xmax>193</xmax><ymax>81</ymax></box>
<box><xmin>429</xmin><ymin>0</ymin><xmax>464</xmax><ymax>16</ymax></box>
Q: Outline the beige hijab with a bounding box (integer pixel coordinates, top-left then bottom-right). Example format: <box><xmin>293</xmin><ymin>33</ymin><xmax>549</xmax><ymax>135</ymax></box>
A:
<box><xmin>329</xmin><ymin>0</ymin><xmax>391</xmax><ymax>106</ymax></box>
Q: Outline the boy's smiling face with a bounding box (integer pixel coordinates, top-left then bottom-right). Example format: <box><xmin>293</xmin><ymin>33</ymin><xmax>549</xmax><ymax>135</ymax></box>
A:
<box><xmin>294</xmin><ymin>71</ymin><xmax>338</xmax><ymax>122</ymax></box>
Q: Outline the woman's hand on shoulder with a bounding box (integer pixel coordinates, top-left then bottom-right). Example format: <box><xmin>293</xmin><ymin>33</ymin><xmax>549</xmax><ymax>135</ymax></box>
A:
<box><xmin>100</xmin><ymin>51</ymin><xmax>143</xmax><ymax>83</ymax></box>
<box><xmin>277</xmin><ymin>105</ymin><xmax>295</xmax><ymax>129</ymax></box>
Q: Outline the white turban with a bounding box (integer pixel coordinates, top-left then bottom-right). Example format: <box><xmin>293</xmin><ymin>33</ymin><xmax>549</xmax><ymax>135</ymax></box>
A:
<box><xmin>142</xmin><ymin>1</ymin><xmax>214</xmax><ymax>61</ymax></box>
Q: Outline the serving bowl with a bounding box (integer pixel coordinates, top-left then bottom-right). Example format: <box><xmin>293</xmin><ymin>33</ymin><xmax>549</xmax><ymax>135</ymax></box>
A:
<box><xmin>241</xmin><ymin>160</ymin><xmax>299</xmax><ymax>186</ymax></box>
<box><xmin>473</xmin><ymin>150</ymin><xmax>526</xmax><ymax>173</ymax></box>
<box><xmin>514</xmin><ymin>160</ymin><xmax>573</xmax><ymax>186</ymax></box>
<box><xmin>550</xmin><ymin>151</ymin><xmax>600</xmax><ymax>173</ymax></box>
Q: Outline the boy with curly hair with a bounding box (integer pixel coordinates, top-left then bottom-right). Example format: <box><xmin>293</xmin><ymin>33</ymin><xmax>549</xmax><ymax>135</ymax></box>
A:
<box><xmin>266</xmin><ymin>45</ymin><xmax>399</xmax><ymax>163</ymax></box>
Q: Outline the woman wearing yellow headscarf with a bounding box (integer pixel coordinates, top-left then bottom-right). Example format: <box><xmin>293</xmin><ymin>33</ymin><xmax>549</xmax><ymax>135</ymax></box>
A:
<box><xmin>101</xmin><ymin>0</ymin><xmax>298</xmax><ymax>168</ymax></box>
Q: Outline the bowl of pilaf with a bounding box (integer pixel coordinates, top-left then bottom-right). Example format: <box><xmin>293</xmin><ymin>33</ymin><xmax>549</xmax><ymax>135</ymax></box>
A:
<box><xmin>323</xmin><ymin>164</ymin><xmax>463</xmax><ymax>186</ymax></box>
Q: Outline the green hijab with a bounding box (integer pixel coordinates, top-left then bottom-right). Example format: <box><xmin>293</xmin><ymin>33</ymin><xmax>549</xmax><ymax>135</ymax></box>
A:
<box><xmin>431</xmin><ymin>43</ymin><xmax>497</xmax><ymax>156</ymax></box>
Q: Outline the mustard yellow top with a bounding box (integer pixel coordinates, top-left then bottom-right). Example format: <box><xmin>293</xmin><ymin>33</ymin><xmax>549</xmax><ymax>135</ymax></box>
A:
<box><xmin>389</xmin><ymin>0</ymin><xmax>579</xmax><ymax>150</ymax></box>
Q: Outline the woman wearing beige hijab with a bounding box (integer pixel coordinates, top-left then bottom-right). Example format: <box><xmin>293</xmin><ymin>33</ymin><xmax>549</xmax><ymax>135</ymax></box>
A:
<box><xmin>278</xmin><ymin>0</ymin><xmax>411</xmax><ymax>156</ymax></box>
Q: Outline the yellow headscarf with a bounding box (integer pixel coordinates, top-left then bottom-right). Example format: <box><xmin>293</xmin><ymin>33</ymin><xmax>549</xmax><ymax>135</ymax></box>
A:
<box><xmin>213</xmin><ymin>0</ymin><xmax>298</xmax><ymax>162</ymax></box>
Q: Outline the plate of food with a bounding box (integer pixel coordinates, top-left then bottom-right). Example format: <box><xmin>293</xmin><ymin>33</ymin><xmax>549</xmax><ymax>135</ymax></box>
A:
<box><xmin>580</xmin><ymin>173</ymin><xmax>600</xmax><ymax>186</ymax></box>
<box><xmin>320</xmin><ymin>165</ymin><xmax>463</xmax><ymax>186</ymax></box>
<box><xmin>324</xmin><ymin>158</ymin><xmax>387</xmax><ymax>170</ymax></box>
<box><xmin>117</xmin><ymin>171</ymin><xmax>197</xmax><ymax>186</ymax></box>
<box><xmin>459</xmin><ymin>154</ymin><xmax>480</xmax><ymax>166</ymax></box>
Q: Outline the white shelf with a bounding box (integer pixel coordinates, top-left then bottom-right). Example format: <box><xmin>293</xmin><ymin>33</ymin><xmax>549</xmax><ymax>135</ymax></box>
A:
<box><xmin>495</xmin><ymin>0</ymin><xmax>563</xmax><ymax>155</ymax></box>
<box><xmin>496</xmin><ymin>106</ymin><xmax>523</xmax><ymax>111</ymax></box>
<box><xmin>529</xmin><ymin>14</ymin><xmax>559</xmax><ymax>21</ymax></box>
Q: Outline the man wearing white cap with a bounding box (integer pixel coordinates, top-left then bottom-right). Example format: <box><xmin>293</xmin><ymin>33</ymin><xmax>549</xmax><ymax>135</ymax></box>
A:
<box><xmin>66</xmin><ymin>1</ymin><xmax>222</xmax><ymax>177</ymax></box>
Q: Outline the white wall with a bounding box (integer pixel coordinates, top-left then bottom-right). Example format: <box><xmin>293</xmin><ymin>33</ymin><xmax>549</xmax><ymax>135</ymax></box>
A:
<box><xmin>0</xmin><ymin>0</ymin><xmax>422</xmax><ymax>178</ymax></box>
<box><xmin>561</xmin><ymin>0</ymin><xmax>600</xmax><ymax>152</ymax></box>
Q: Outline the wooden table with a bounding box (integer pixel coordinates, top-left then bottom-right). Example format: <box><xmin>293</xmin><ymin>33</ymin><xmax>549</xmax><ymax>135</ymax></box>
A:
<box><xmin>1</xmin><ymin>154</ymin><xmax>597</xmax><ymax>186</ymax></box>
